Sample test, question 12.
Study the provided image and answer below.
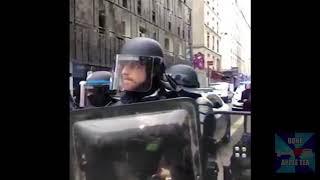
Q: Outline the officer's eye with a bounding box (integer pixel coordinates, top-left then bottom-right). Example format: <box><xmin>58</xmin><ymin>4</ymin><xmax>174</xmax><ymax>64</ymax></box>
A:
<box><xmin>131</xmin><ymin>63</ymin><xmax>142</xmax><ymax>69</ymax></box>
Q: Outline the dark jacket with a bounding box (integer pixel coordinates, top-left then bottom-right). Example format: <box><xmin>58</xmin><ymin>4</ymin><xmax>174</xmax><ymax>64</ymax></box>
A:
<box><xmin>166</xmin><ymin>90</ymin><xmax>218</xmax><ymax>178</ymax></box>
<box><xmin>241</xmin><ymin>89</ymin><xmax>251</xmax><ymax>111</ymax></box>
<box><xmin>116</xmin><ymin>88</ymin><xmax>167</xmax><ymax>105</ymax></box>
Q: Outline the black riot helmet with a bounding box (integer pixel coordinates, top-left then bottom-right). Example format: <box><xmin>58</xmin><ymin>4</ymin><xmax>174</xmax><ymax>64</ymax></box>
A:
<box><xmin>86</xmin><ymin>71</ymin><xmax>112</xmax><ymax>87</ymax></box>
<box><xmin>85</xmin><ymin>71</ymin><xmax>115</xmax><ymax>107</ymax></box>
<box><xmin>166</xmin><ymin>64</ymin><xmax>200</xmax><ymax>89</ymax></box>
<box><xmin>113</xmin><ymin>37</ymin><xmax>165</xmax><ymax>97</ymax></box>
<box><xmin>120</xmin><ymin>37</ymin><xmax>164</xmax><ymax>58</ymax></box>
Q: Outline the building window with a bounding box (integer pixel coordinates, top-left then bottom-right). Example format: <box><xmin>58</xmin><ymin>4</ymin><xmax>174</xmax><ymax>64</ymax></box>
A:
<box><xmin>139</xmin><ymin>26</ymin><xmax>146</xmax><ymax>37</ymax></box>
<box><xmin>188</xmin><ymin>29</ymin><xmax>190</xmax><ymax>40</ymax></box>
<box><xmin>212</xmin><ymin>17</ymin><xmax>214</xmax><ymax>21</ymax></box>
<box><xmin>207</xmin><ymin>11</ymin><xmax>209</xmax><ymax>15</ymax></box>
<box><xmin>137</xmin><ymin>0</ymin><xmax>142</xmax><ymax>15</ymax></box>
<box><xmin>212</xmin><ymin>7</ymin><xmax>214</xmax><ymax>11</ymax></box>
<box><xmin>206</xmin><ymin>22</ymin><xmax>209</xmax><ymax>26</ymax></box>
<box><xmin>182</xmin><ymin>30</ymin><xmax>185</xmax><ymax>39</ymax></box>
<box><xmin>152</xmin><ymin>11</ymin><xmax>156</xmax><ymax>23</ymax></box>
<box><xmin>168</xmin><ymin>22</ymin><xmax>171</xmax><ymax>31</ymax></box>
<box><xmin>217</xmin><ymin>59</ymin><xmax>220</xmax><ymax>70</ymax></box>
<box><xmin>217</xmin><ymin>22</ymin><xmax>219</xmax><ymax>33</ymax></box>
<box><xmin>98</xmin><ymin>10</ymin><xmax>105</xmax><ymax>28</ymax></box>
<box><xmin>178</xmin><ymin>1</ymin><xmax>182</xmax><ymax>17</ymax></box>
<box><xmin>122</xmin><ymin>0</ymin><xmax>128</xmax><ymax>8</ymax></box>
<box><xmin>207</xmin><ymin>1</ymin><xmax>210</xmax><ymax>5</ymax></box>
<box><xmin>165</xmin><ymin>38</ymin><xmax>170</xmax><ymax>51</ymax></box>
<box><xmin>217</xmin><ymin>40</ymin><xmax>219</xmax><ymax>52</ymax></box>
<box><xmin>98</xmin><ymin>10</ymin><xmax>105</xmax><ymax>33</ymax></box>
<box><xmin>212</xmin><ymin>36</ymin><xmax>215</xmax><ymax>50</ymax></box>
<box><xmin>208</xmin><ymin>54</ymin><xmax>210</xmax><ymax>57</ymax></box>
<box><xmin>184</xmin><ymin>0</ymin><xmax>186</xmax><ymax>3</ymax></box>
<box><xmin>152</xmin><ymin>32</ymin><xmax>157</xmax><ymax>40</ymax></box>
<box><xmin>207</xmin><ymin>32</ymin><xmax>210</xmax><ymax>47</ymax></box>
<box><xmin>121</xmin><ymin>21</ymin><xmax>126</xmax><ymax>35</ymax></box>
<box><xmin>178</xmin><ymin>27</ymin><xmax>180</xmax><ymax>36</ymax></box>
<box><xmin>167</xmin><ymin>0</ymin><xmax>170</xmax><ymax>9</ymax></box>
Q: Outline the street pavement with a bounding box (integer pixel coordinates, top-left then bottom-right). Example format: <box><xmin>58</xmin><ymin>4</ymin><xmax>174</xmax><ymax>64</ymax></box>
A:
<box><xmin>216</xmin><ymin>104</ymin><xmax>251</xmax><ymax>180</ymax></box>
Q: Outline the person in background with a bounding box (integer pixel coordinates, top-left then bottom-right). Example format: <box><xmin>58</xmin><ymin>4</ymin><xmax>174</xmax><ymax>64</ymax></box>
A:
<box><xmin>240</xmin><ymin>84</ymin><xmax>251</xmax><ymax>111</ymax></box>
<box><xmin>85</xmin><ymin>71</ymin><xmax>118</xmax><ymax>107</ymax></box>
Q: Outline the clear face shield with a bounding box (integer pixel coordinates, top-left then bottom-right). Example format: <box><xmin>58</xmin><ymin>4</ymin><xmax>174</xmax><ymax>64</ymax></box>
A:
<box><xmin>113</xmin><ymin>55</ymin><xmax>157</xmax><ymax>93</ymax></box>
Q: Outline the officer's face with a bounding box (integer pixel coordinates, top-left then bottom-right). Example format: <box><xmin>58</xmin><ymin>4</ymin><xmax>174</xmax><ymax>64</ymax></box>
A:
<box><xmin>121</xmin><ymin>61</ymin><xmax>147</xmax><ymax>91</ymax></box>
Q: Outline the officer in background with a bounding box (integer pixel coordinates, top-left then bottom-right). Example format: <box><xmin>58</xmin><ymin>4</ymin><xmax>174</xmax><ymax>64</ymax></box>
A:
<box><xmin>85</xmin><ymin>71</ymin><xmax>118</xmax><ymax>107</ymax></box>
<box><xmin>165</xmin><ymin>64</ymin><xmax>219</xmax><ymax>180</ymax></box>
<box><xmin>112</xmin><ymin>37</ymin><xmax>167</xmax><ymax>105</ymax></box>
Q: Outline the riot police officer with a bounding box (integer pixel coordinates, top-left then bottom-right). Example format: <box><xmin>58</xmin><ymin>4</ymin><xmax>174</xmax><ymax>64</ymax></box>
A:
<box><xmin>110</xmin><ymin>37</ymin><xmax>173</xmax><ymax>179</ymax></box>
<box><xmin>85</xmin><ymin>71</ymin><xmax>118</xmax><ymax>107</ymax></box>
<box><xmin>165</xmin><ymin>64</ymin><xmax>216</xmax><ymax>137</ymax></box>
<box><xmin>165</xmin><ymin>64</ymin><xmax>202</xmax><ymax>99</ymax></box>
<box><xmin>165</xmin><ymin>64</ymin><xmax>219</xmax><ymax>180</ymax></box>
<box><xmin>112</xmin><ymin>37</ymin><xmax>167</xmax><ymax>104</ymax></box>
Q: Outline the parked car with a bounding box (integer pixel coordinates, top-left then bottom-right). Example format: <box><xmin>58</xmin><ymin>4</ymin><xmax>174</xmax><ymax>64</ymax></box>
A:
<box><xmin>231</xmin><ymin>81</ymin><xmax>251</xmax><ymax>111</ymax></box>
<box><xmin>210</xmin><ymin>82</ymin><xmax>234</xmax><ymax>103</ymax></box>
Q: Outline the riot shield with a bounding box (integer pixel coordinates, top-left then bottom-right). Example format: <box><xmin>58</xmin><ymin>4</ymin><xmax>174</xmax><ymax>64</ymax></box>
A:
<box><xmin>70</xmin><ymin>97</ymin><xmax>204</xmax><ymax>180</ymax></box>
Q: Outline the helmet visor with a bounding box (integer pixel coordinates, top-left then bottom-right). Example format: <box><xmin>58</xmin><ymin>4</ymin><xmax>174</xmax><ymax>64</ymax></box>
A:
<box><xmin>113</xmin><ymin>54</ymin><xmax>155</xmax><ymax>92</ymax></box>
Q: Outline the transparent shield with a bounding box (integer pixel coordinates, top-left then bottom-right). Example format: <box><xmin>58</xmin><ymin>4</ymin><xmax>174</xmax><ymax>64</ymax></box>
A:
<box><xmin>70</xmin><ymin>98</ymin><xmax>203</xmax><ymax>180</ymax></box>
<box><xmin>113</xmin><ymin>55</ymin><xmax>155</xmax><ymax>92</ymax></box>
